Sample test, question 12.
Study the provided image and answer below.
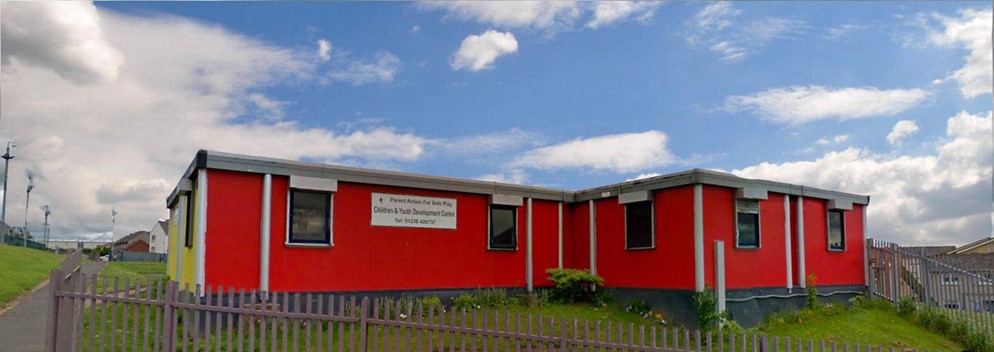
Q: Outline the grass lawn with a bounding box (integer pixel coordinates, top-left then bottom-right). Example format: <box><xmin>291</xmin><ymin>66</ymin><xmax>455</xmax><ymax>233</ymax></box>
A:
<box><xmin>95</xmin><ymin>262</ymin><xmax>167</xmax><ymax>294</ymax></box>
<box><xmin>757</xmin><ymin>303</ymin><xmax>964</xmax><ymax>351</ymax></box>
<box><xmin>0</xmin><ymin>245</ymin><xmax>63</xmax><ymax>307</ymax></box>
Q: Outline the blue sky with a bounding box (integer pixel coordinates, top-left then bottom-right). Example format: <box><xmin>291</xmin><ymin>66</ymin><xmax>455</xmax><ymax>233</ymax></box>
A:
<box><xmin>0</xmin><ymin>1</ymin><xmax>991</xmax><ymax>245</ymax></box>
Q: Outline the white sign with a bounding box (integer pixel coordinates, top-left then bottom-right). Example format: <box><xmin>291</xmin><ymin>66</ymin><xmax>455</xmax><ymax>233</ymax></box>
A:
<box><xmin>371</xmin><ymin>193</ymin><xmax>457</xmax><ymax>229</ymax></box>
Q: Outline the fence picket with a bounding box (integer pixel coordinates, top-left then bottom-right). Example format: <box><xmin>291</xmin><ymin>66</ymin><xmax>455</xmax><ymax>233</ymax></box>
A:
<box><xmin>226</xmin><ymin>288</ymin><xmax>235</xmax><ymax>352</ymax></box>
<box><xmin>204</xmin><ymin>285</ymin><xmax>214</xmax><ymax>351</ymax></box>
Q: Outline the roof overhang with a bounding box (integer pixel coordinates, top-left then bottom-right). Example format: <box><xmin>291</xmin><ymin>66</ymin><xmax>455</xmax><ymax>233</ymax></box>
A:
<box><xmin>167</xmin><ymin>150</ymin><xmax>871</xmax><ymax>207</ymax></box>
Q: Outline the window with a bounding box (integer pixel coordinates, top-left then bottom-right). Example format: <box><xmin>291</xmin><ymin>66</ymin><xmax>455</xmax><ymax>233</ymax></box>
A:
<box><xmin>625</xmin><ymin>201</ymin><xmax>654</xmax><ymax>249</ymax></box>
<box><xmin>489</xmin><ymin>206</ymin><xmax>517</xmax><ymax>250</ymax></box>
<box><xmin>288</xmin><ymin>190</ymin><xmax>332</xmax><ymax>244</ymax></box>
<box><xmin>735</xmin><ymin>200</ymin><xmax>760</xmax><ymax>248</ymax></box>
<box><xmin>184</xmin><ymin>194</ymin><xmax>194</xmax><ymax>248</ymax></box>
<box><xmin>827</xmin><ymin>210</ymin><xmax>845</xmax><ymax>251</ymax></box>
<box><xmin>942</xmin><ymin>273</ymin><xmax>960</xmax><ymax>285</ymax></box>
<box><xmin>983</xmin><ymin>300</ymin><xmax>994</xmax><ymax>312</ymax></box>
<box><xmin>980</xmin><ymin>273</ymin><xmax>993</xmax><ymax>285</ymax></box>
<box><xmin>944</xmin><ymin>302</ymin><xmax>960</xmax><ymax>310</ymax></box>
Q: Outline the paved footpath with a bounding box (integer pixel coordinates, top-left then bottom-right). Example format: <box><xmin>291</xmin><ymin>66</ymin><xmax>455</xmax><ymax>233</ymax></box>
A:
<box><xmin>0</xmin><ymin>260</ymin><xmax>104</xmax><ymax>352</ymax></box>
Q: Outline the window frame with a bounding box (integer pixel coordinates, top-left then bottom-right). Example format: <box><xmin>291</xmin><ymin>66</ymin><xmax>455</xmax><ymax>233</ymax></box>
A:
<box><xmin>624</xmin><ymin>201</ymin><xmax>655</xmax><ymax>250</ymax></box>
<box><xmin>285</xmin><ymin>189</ymin><xmax>334</xmax><ymax>247</ymax></box>
<box><xmin>734</xmin><ymin>200</ymin><xmax>761</xmax><ymax>249</ymax></box>
<box><xmin>184</xmin><ymin>194</ymin><xmax>194</xmax><ymax>248</ymax></box>
<box><xmin>826</xmin><ymin>209</ymin><xmax>846</xmax><ymax>252</ymax></box>
<box><xmin>487</xmin><ymin>205</ymin><xmax>518</xmax><ymax>251</ymax></box>
<box><xmin>942</xmin><ymin>273</ymin><xmax>961</xmax><ymax>286</ymax></box>
<box><xmin>980</xmin><ymin>273</ymin><xmax>993</xmax><ymax>286</ymax></box>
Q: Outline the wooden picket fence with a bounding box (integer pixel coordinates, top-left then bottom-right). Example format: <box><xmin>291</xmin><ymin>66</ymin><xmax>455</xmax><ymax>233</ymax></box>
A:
<box><xmin>47</xmin><ymin>271</ymin><xmax>949</xmax><ymax>352</ymax></box>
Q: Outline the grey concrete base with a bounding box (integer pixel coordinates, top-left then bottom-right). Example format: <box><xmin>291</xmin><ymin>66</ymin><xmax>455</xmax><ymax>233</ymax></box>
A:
<box><xmin>611</xmin><ymin>285</ymin><xmax>865</xmax><ymax>329</ymax></box>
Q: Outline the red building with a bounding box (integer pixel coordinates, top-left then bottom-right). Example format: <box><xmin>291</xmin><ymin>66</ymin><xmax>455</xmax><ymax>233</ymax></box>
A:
<box><xmin>166</xmin><ymin>150</ymin><xmax>869</xmax><ymax>326</ymax></box>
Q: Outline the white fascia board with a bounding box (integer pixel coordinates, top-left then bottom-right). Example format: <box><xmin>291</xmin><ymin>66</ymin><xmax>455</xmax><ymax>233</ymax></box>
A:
<box><xmin>491</xmin><ymin>194</ymin><xmax>524</xmax><ymax>207</ymax></box>
<box><xmin>736</xmin><ymin>187</ymin><xmax>769</xmax><ymax>200</ymax></box>
<box><xmin>290</xmin><ymin>175</ymin><xmax>338</xmax><ymax>192</ymax></box>
<box><xmin>618</xmin><ymin>190</ymin><xmax>652</xmax><ymax>204</ymax></box>
<box><xmin>827</xmin><ymin>199</ymin><xmax>853</xmax><ymax>211</ymax></box>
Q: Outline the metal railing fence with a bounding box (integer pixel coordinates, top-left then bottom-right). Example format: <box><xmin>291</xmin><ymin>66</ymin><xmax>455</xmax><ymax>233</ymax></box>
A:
<box><xmin>867</xmin><ymin>238</ymin><xmax>994</xmax><ymax>339</ymax></box>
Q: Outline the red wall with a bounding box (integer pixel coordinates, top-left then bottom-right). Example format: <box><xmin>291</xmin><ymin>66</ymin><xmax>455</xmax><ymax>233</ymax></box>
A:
<box><xmin>567</xmin><ymin>202</ymin><xmax>591</xmax><ymax>271</ymax></box>
<box><xmin>702</xmin><ymin>187</ymin><xmax>789</xmax><ymax>289</ymax></box>
<box><xmin>201</xmin><ymin>167</ymin><xmax>865</xmax><ymax>292</ymax></box>
<box><xmin>267</xmin><ymin>182</ymin><xmax>553</xmax><ymax>292</ymax></box>
<box><xmin>531</xmin><ymin>199</ymin><xmax>560</xmax><ymax>287</ymax></box>
<box><xmin>595</xmin><ymin>186</ymin><xmax>696</xmax><ymax>289</ymax></box>
<box><xmin>203</xmin><ymin>169</ymin><xmax>268</xmax><ymax>290</ymax></box>
<box><xmin>802</xmin><ymin>199</ymin><xmax>865</xmax><ymax>286</ymax></box>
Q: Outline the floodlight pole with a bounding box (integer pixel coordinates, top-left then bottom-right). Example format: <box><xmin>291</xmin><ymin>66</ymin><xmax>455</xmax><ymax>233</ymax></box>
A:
<box><xmin>1</xmin><ymin>142</ymin><xmax>13</xmax><ymax>243</ymax></box>
<box><xmin>23</xmin><ymin>176</ymin><xmax>32</xmax><ymax>247</ymax></box>
<box><xmin>41</xmin><ymin>205</ymin><xmax>50</xmax><ymax>247</ymax></box>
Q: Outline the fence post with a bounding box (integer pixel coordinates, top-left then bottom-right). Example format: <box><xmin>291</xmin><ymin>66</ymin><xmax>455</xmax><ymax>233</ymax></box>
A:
<box><xmin>161</xmin><ymin>281</ymin><xmax>178</xmax><ymax>352</ymax></box>
<box><xmin>920</xmin><ymin>248</ymin><xmax>930</xmax><ymax>305</ymax></box>
<box><xmin>889</xmin><ymin>244</ymin><xmax>899</xmax><ymax>303</ymax></box>
<box><xmin>359</xmin><ymin>297</ymin><xmax>369</xmax><ymax>352</ymax></box>
<box><xmin>45</xmin><ymin>270</ymin><xmax>62</xmax><ymax>352</ymax></box>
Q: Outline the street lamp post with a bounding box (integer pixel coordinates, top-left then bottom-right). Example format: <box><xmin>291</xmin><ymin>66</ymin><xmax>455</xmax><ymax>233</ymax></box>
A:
<box><xmin>23</xmin><ymin>175</ymin><xmax>32</xmax><ymax>247</ymax></box>
<box><xmin>40</xmin><ymin>205</ymin><xmax>51</xmax><ymax>248</ymax></box>
<box><xmin>1</xmin><ymin>142</ymin><xmax>14</xmax><ymax>243</ymax></box>
<box><xmin>111</xmin><ymin>207</ymin><xmax>117</xmax><ymax>261</ymax></box>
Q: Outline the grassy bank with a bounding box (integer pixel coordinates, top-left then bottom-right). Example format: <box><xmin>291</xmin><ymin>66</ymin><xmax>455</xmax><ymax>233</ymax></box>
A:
<box><xmin>95</xmin><ymin>262</ymin><xmax>167</xmax><ymax>293</ymax></box>
<box><xmin>757</xmin><ymin>300</ymin><xmax>963</xmax><ymax>351</ymax></box>
<box><xmin>0</xmin><ymin>245</ymin><xmax>63</xmax><ymax>306</ymax></box>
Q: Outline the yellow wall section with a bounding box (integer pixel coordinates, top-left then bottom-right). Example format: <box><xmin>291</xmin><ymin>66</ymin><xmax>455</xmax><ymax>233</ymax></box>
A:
<box><xmin>166</xmin><ymin>206</ymin><xmax>179</xmax><ymax>280</ymax></box>
<box><xmin>180</xmin><ymin>181</ymin><xmax>198</xmax><ymax>289</ymax></box>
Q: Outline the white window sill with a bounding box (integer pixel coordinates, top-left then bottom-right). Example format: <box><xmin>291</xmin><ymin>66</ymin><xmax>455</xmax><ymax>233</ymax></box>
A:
<box><xmin>284</xmin><ymin>242</ymin><xmax>333</xmax><ymax>248</ymax></box>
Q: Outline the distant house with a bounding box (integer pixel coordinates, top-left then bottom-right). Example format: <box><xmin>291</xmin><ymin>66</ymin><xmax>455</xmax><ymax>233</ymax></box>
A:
<box><xmin>112</xmin><ymin>230</ymin><xmax>151</xmax><ymax>254</ymax></box>
<box><xmin>149</xmin><ymin>220</ymin><xmax>168</xmax><ymax>254</ymax></box>
<box><xmin>946</xmin><ymin>237</ymin><xmax>994</xmax><ymax>255</ymax></box>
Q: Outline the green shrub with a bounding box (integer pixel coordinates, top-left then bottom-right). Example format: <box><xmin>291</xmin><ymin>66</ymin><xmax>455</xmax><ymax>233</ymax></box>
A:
<box><xmin>897</xmin><ymin>297</ymin><xmax>916</xmax><ymax>317</ymax></box>
<box><xmin>450</xmin><ymin>288</ymin><xmax>517</xmax><ymax>310</ymax></box>
<box><xmin>692</xmin><ymin>286</ymin><xmax>727</xmax><ymax>331</ymax></box>
<box><xmin>805</xmin><ymin>273</ymin><xmax>818</xmax><ymax>309</ymax></box>
<box><xmin>476</xmin><ymin>288</ymin><xmax>517</xmax><ymax>308</ymax></box>
<box><xmin>535</xmin><ymin>289</ymin><xmax>552</xmax><ymax>307</ymax></box>
<box><xmin>452</xmin><ymin>293</ymin><xmax>479</xmax><ymax>310</ymax></box>
<box><xmin>545</xmin><ymin>268</ymin><xmax>604</xmax><ymax>304</ymax></box>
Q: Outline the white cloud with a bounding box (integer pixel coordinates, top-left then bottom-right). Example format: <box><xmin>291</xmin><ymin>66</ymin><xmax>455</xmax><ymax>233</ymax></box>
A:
<box><xmin>927</xmin><ymin>8</ymin><xmax>992</xmax><ymax>98</ymax></box>
<box><xmin>693</xmin><ymin>2</ymin><xmax>740</xmax><ymax>33</ymax></box>
<box><xmin>686</xmin><ymin>3</ymin><xmax>807</xmax><ymax>62</ymax></box>
<box><xmin>475</xmin><ymin>169</ymin><xmax>530</xmax><ymax>185</ymax></box>
<box><xmin>887</xmin><ymin>120</ymin><xmax>920</xmax><ymax>145</ymax></box>
<box><xmin>1</xmin><ymin>3</ymin><xmax>427</xmax><ymax>240</ymax></box>
<box><xmin>815</xmin><ymin>134</ymin><xmax>850</xmax><ymax>145</ymax></box>
<box><xmin>248</xmin><ymin>93</ymin><xmax>286</xmax><ymax>121</ymax></box>
<box><xmin>734</xmin><ymin>110</ymin><xmax>993</xmax><ymax>245</ymax></box>
<box><xmin>725</xmin><ymin>85</ymin><xmax>929</xmax><ymax>124</ymax></box>
<box><xmin>316</xmin><ymin>39</ymin><xmax>332</xmax><ymax>61</ymax></box>
<box><xmin>826</xmin><ymin>24</ymin><xmax>866</xmax><ymax>39</ymax></box>
<box><xmin>710</xmin><ymin>41</ymin><xmax>747</xmax><ymax>63</ymax></box>
<box><xmin>438</xmin><ymin>128</ymin><xmax>544</xmax><ymax>156</ymax></box>
<box><xmin>450</xmin><ymin>30</ymin><xmax>519</xmax><ymax>72</ymax></box>
<box><xmin>587</xmin><ymin>1</ymin><xmax>660</xmax><ymax>29</ymax></box>
<box><xmin>419</xmin><ymin>1</ymin><xmax>581</xmax><ymax>32</ymax></box>
<box><xmin>326</xmin><ymin>52</ymin><xmax>400</xmax><ymax>85</ymax></box>
<box><xmin>511</xmin><ymin>131</ymin><xmax>674</xmax><ymax>173</ymax></box>
<box><xmin>1</xmin><ymin>2</ymin><xmax>125</xmax><ymax>84</ymax></box>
